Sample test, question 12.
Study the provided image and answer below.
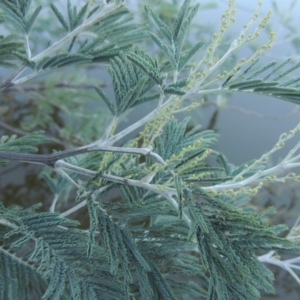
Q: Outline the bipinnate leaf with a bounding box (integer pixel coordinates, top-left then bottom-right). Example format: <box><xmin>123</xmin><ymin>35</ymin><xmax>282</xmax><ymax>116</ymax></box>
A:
<box><xmin>26</xmin><ymin>5</ymin><xmax>42</xmax><ymax>33</ymax></box>
<box><xmin>117</xmin><ymin>76</ymin><xmax>148</xmax><ymax>114</ymax></box>
<box><xmin>0</xmin><ymin>0</ymin><xmax>42</xmax><ymax>34</ymax></box>
<box><xmin>178</xmin><ymin>40</ymin><xmax>203</xmax><ymax>71</ymax></box>
<box><xmin>50</xmin><ymin>3</ymin><xmax>69</xmax><ymax>31</ymax></box>
<box><xmin>126</xmin><ymin>51</ymin><xmax>165</xmax><ymax>85</ymax></box>
<box><xmin>0</xmin><ymin>1</ymin><xmax>27</xmax><ymax>33</ymax></box>
<box><xmin>222</xmin><ymin>59</ymin><xmax>300</xmax><ymax>104</ymax></box>
<box><xmin>144</xmin><ymin>5</ymin><xmax>172</xmax><ymax>43</ymax></box>
<box><xmin>36</xmin><ymin>52</ymin><xmax>93</xmax><ymax>70</ymax></box>
<box><xmin>0</xmin><ymin>203</ymin><xmax>128</xmax><ymax>299</ymax></box>
<box><xmin>174</xmin><ymin>2</ymin><xmax>200</xmax><ymax>61</ymax></box>
<box><xmin>172</xmin><ymin>0</ymin><xmax>192</xmax><ymax>41</ymax></box>
<box><xmin>95</xmin><ymin>85</ymin><xmax>117</xmax><ymax>116</ymax></box>
<box><xmin>0</xmin><ymin>35</ymin><xmax>25</xmax><ymax>68</ymax></box>
<box><xmin>145</xmin><ymin>0</ymin><xmax>201</xmax><ymax>72</ymax></box>
<box><xmin>12</xmin><ymin>51</ymin><xmax>35</xmax><ymax>68</ymax></box>
<box><xmin>174</xmin><ymin>174</ymin><xmax>183</xmax><ymax>219</ymax></box>
<box><xmin>149</xmin><ymin>32</ymin><xmax>177</xmax><ymax>69</ymax></box>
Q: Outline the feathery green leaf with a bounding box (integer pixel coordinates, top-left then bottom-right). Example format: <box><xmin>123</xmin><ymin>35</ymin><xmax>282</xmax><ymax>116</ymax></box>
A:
<box><xmin>144</xmin><ymin>5</ymin><xmax>173</xmax><ymax>43</ymax></box>
<box><xmin>25</xmin><ymin>5</ymin><xmax>42</xmax><ymax>33</ymax></box>
<box><xmin>50</xmin><ymin>4</ymin><xmax>69</xmax><ymax>31</ymax></box>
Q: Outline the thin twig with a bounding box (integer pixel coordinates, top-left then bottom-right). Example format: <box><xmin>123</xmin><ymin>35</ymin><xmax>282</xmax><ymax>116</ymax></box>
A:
<box><xmin>0</xmin><ymin>143</ymin><xmax>166</xmax><ymax>168</ymax></box>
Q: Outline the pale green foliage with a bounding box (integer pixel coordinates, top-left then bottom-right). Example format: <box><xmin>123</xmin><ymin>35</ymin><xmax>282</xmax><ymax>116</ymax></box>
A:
<box><xmin>1</xmin><ymin>1</ymin><xmax>300</xmax><ymax>300</ymax></box>
<box><xmin>0</xmin><ymin>0</ymin><xmax>42</xmax><ymax>34</ymax></box>
<box><xmin>222</xmin><ymin>58</ymin><xmax>300</xmax><ymax>104</ymax></box>
<box><xmin>0</xmin><ymin>35</ymin><xmax>24</xmax><ymax>67</ymax></box>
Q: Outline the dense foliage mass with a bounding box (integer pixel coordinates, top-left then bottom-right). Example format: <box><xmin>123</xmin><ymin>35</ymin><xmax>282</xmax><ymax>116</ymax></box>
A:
<box><xmin>1</xmin><ymin>0</ymin><xmax>300</xmax><ymax>299</ymax></box>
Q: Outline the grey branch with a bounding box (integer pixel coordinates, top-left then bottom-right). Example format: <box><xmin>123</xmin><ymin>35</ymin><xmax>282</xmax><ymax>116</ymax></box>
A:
<box><xmin>0</xmin><ymin>144</ymin><xmax>163</xmax><ymax>167</ymax></box>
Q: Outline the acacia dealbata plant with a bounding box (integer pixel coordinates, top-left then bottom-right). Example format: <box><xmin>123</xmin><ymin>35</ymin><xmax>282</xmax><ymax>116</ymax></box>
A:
<box><xmin>1</xmin><ymin>0</ymin><xmax>300</xmax><ymax>299</ymax></box>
